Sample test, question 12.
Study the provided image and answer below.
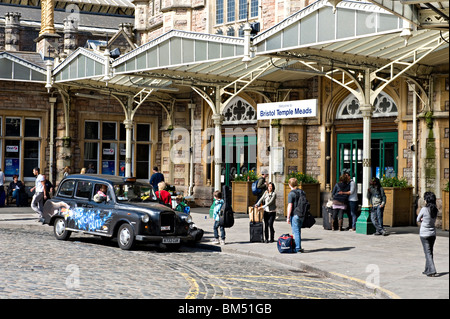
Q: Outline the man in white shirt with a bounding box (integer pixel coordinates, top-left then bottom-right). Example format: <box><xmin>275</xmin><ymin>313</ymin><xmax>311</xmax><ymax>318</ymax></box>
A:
<box><xmin>31</xmin><ymin>167</ymin><xmax>47</xmax><ymax>218</ymax></box>
<box><xmin>344</xmin><ymin>170</ymin><xmax>359</xmax><ymax>231</ymax></box>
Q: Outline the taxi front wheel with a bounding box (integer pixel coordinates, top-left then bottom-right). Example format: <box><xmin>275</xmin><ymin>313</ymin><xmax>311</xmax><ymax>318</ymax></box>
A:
<box><xmin>118</xmin><ymin>223</ymin><xmax>135</xmax><ymax>250</ymax></box>
<box><xmin>54</xmin><ymin>218</ymin><xmax>71</xmax><ymax>241</ymax></box>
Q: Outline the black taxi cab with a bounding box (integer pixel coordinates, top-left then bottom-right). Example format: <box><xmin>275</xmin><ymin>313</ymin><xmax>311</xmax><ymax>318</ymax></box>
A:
<box><xmin>41</xmin><ymin>175</ymin><xmax>202</xmax><ymax>250</ymax></box>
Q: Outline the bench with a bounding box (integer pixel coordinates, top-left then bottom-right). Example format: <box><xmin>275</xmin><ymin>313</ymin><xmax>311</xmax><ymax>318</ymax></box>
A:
<box><xmin>5</xmin><ymin>186</ymin><xmax>32</xmax><ymax>207</ymax></box>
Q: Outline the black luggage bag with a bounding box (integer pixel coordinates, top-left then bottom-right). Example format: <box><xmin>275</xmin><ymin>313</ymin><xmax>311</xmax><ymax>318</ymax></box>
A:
<box><xmin>250</xmin><ymin>221</ymin><xmax>264</xmax><ymax>242</ymax></box>
<box><xmin>249</xmin><ymin>206</ymin><xmax>264</xmax><ymax>242</ymax></box>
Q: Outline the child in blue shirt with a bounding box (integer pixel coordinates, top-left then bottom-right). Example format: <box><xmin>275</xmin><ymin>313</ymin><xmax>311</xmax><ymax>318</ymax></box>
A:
<box><xmin>212</xmin><ymin>190</ymin><xmax>225</xmax><ymax>245</ymax></box>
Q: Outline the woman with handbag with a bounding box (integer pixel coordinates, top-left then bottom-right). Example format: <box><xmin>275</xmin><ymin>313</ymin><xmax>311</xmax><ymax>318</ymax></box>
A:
<box><xmin>254</xmin><ymin>182</ymin><xmax>277</xmax><ymax>243</ymax></box>
<box><xmin>331</xmin><ymin>175</ymin><xmax>350</xmax><ymax>231</ymax></box>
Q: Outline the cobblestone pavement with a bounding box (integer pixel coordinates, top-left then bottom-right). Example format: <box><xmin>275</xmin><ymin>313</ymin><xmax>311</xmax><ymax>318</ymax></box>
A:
<box><xmin>0</xmin><ymin>227</ymin><xmax>381</xmax><ymax>299</ymax></box>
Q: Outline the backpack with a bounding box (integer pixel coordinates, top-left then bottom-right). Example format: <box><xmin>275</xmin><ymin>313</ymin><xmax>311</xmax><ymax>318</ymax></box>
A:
<box><xmin>292</xmin><ymin>189</ymin><xmax>310</xmax><ymax>218</ymax></box>
<box><xmin>252</xmin><ymin>178</ymin><xmax>263</xmax><ymax>195</ymax></box>
<box><xmin>219</xmin><ymin>203</ymin><xmax>235</xmax><ymax>228</ymax></box>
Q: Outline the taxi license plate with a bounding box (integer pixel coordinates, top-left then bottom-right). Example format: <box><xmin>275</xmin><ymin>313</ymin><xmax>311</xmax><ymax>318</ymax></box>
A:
<box><xmin>162</xmin><ymin>237</ymin><xmax>180</xmax><ymax>244</ymax></box>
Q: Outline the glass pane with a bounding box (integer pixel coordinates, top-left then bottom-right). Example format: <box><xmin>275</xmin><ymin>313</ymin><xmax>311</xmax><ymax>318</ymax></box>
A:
<box><xmin>85</xmin><ymin>121</ymin><xmax>99</xmax><ymax>139</ymax></box>
<box><xmin>119</xmin><ymin>123</ymin><xmax>133</xmax><ymax>141</ymax></box>
<box><xmin>250</xmin><ymin>0</ymin><xmax>258</xmax><ymax>17</ymax></box>
<box><xmin>239</xmin><ymin>0</ymin><xmax>247</xmax><ymax>20</ymax></box>
<box><xmin>102</xmin><ymin>122</ymin><xmax>116</xmax><ymax>140</ymax></box>
<box><xmin>6</xmin><ymin>118</ymin><xmax>21</xmax><ymax>136</ymax></box>
<box><xmin>384</xmin><ymin>142</ymin><xmax>396</xmax><ymax>178</ymax></box>
<box><xmin>371</xmin><ymin>140</ymin><xmax>381</xmax><ymax>179</ymax></box>
<box><xmin>75</xmin><ymin>181</ymin><xmax>93</xmax><ymax>199</ymax></box>
<box><xmin>136</xmin><ymin>124</ymin><xmax>150</xmax><ymax>141</ymax></box>
<box><xmin>4</xmin><ymin>140</ymin><xmax>20</xmax><ymax>177</ymax></box>
<box><xmin>84</xmin><ymin>142</ymin><xmax>98</xmax><ymax>160</ymax></box>
<box><xmin>102</xmin><ymin>143</ymin><xmax>116</xmax><ymax>175</ymax></box>
<box><xmin>227</xmin><ymin>0</ymin><xmax>235</xmax><ymax>22</ymax></box>
<box><xmin>136</xmin><ymin>144</ymin><xmax>149</xmax><ymax>179</ymax></box>
<box><xmin>58</xmin><ymin>180</ymin><xmax>75</xmax><ymax>197</ymax></box>
<box><xmin>84</xmin><ymin>142</ymin><xmax>98</xmax><ymax>173</ymax></box>
<box><xmin>24</xmin><ymin>140</ymin><xmax>39</xmax><ymax>178</ymax></box>
<box><xmin>119</xmin><ymin>143</ymin><xmax>129</xmax><ymax>176</ymax></box>
<box><xmin>25</xmin><ymin>119</ymin><xmax>40</xmax><ymax>137</ymax></box>
<box><xmin>216</xmin><ymin>0</ymin><xmax>224</xmax><ymax>24</ymax></box>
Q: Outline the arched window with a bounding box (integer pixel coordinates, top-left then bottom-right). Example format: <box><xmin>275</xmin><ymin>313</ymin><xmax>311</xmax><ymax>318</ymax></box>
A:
<box><xmin>222</xmin><ymin>96</ymin><xmax>256</xmax><ymax>125</ymax></box>
<box><xmin>336</xmin><ymin>91</ymin><xmax>398</xmax><ymax>119</ymax></box>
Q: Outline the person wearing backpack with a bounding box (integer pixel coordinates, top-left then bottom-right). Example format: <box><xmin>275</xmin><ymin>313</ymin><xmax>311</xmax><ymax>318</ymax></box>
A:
<box><xmin>286</xmin><ymin>178</ymin><xmax>304</xmax><ymax>253</ymax></box>
<box><xmin>254</xmin><ymin>171</ymin><xmax>268</xmax><ymax>203</ymax></box>
<box><xmin>212</xmin><ymin>190</ymin><xmax>226</xmax><ymax>245</ymax></box>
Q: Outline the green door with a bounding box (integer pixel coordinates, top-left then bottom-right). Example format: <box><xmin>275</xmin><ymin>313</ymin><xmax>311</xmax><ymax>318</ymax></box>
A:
<box><xmin>336</xmin><ymin>132</ymin><xmax>398</xmax><ymax>201</ymax></box>
<box><xmin>222</xmin><ymin>135</ymin><xmax>257</xmax><ymax>187</ymax></box>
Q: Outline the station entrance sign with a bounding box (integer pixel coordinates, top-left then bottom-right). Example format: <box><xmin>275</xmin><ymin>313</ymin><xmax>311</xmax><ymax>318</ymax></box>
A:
<box><xmin>257</xmin><ymin>99</ymin><xmax>317</xmax><ymax>120</ymax></box>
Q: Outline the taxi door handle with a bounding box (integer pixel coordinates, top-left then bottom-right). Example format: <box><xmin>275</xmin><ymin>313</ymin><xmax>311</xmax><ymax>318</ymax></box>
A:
<box><xmin>81</xmin><ymin>204</ymin><xmax>94</xmax><ymax>208</ymax></box>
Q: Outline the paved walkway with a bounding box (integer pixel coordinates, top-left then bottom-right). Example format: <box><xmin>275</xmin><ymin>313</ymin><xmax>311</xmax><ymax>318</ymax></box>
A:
<box><xmin>0</xmin><ymin>206</ymin><xmax>448</xmax><ymax>299</ymax></box>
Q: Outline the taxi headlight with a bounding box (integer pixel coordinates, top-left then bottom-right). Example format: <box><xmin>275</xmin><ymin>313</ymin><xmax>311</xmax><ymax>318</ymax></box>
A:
<box><xmin>180</xmin><ymin>214</ymin><xmax>193</xmax><ymax>224</ymax></box>
<box><xmin>141</xmin><ymin>214</ymin><xmax>150</xmax><ymax>223</ymax></box>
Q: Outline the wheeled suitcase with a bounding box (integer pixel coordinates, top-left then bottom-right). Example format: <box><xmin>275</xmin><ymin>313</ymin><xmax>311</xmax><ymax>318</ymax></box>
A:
<box><xmin>322</xmin><ymin>206</ymin><xmax>331</xmax><ymax>230</ymax></box>
<box><xmin>322</xmin><ymin>206</ymin><xmax>338</xmax><ymax>230</ymax></box>
<box><xmin>249</xmin><ymin>206</ymin><xmax>264</xmax><ymax>242</ymax></box>
<box><xmin>250</xmin><ymin>221</ymin><xmax>264</xmax><ymax>242</ymax></box>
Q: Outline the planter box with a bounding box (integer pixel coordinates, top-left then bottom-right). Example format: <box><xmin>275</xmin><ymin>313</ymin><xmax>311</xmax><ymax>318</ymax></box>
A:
<box><xmin>383</xmin><ymin>187</ymin><xmax>413</xmax><ymax>227</ymax></box>
<box><xmin>284</xmin><ymin>183</ymin><xmax>321</xmax><ymax>217</ymax></box>
<box><xmin>231</xmin><ymin>181</ymin><xmax>257</xmax><ymax>213</ymax></box>
<box><xmin>442</xmin><ymin>191</ymin><xmax>449</xmax><ymax>231</ymax></box>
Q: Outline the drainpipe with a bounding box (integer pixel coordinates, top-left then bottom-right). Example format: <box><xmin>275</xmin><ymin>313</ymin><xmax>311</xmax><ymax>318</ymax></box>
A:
<box><xmin>49</xmin><ymin>96</ymin><xmax>57</xmax><ymax>183</ymax></box>
<box><xmin>188</xmin><ymin>103</ymin><xmax>196</xmax><ymax>196</ymax></box>
<box><xmin>269</xmin><ymin>123</ymin><xmax>273</xmax><ymax>183</ymax></box>
<box><xmin>412</xmin><ymin>84</ymin><xmax>417</xmax><ymax>197</ymax></box>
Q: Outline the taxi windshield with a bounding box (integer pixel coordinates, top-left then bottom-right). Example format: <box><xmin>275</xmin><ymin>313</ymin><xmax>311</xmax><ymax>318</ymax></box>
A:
<box><xmin>114</xmin><ymin>183</ymin><xmax>157</xmax><ymax>202</ymax></box>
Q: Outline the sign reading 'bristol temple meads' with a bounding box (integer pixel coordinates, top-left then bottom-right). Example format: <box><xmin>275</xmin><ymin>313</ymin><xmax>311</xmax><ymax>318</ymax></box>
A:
<box><xmin>257</xmin><ymin>99</ymin><xmax>318</xmax><ymax>120</ymax></box>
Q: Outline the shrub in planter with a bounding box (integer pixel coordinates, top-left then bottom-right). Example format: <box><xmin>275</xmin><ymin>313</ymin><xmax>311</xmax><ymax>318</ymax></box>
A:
<box><xmin>284</xmin><ymin>172</ymin><xmax>320</xmax><ymax>217</ymax></box>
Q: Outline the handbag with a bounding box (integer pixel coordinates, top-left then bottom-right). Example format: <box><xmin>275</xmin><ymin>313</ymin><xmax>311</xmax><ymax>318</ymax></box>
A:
<box><xmin>301</xmin><ymin>211</ymin><xmax>316</xmax><ymax>228</ymax></box>
<box><xmin>277</xmin><ymin>234</ymin><xmax>295</xmax><ymax>253</ymax></box>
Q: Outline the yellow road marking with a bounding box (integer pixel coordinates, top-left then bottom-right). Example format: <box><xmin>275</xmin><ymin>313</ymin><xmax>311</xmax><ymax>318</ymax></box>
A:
<box><xmin>218</xmin><ymin>277</ymin><xmax>369</xmax><ymax>296</ymax></box>
<box><xmin>213</xmin><ymin>274</ymin><xmax>353</xmax><ymax>287</ymax></box>
<box><xmin>181</xmin><ymin>273</ymin><xmax>199</xmax><ymax>299</ymax></box>
<box><xmin>329</xmin><ymin>272</ymin><xmax>401</xmax><ymax>299</ymax></box>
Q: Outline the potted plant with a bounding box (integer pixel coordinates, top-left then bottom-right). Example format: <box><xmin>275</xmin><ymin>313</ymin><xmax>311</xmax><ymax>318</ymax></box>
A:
<box><xmin>380</xmin><ymin>176</ymin><xmax>413</xmax><ymax>227</ymax></box>
<box><xmin>442</xmin><ymin>181</ymin><xmax>449</xmax><ymax>231</ymax></box>
<box><xmin>284</xmin><ymin>172</ymin><xmax>320</xmax><ymax>217</ymax></box>
<box><xmin>231</xmin><ymin>170</ymin><xmax>258</xmax><ymax>213</ymax></box>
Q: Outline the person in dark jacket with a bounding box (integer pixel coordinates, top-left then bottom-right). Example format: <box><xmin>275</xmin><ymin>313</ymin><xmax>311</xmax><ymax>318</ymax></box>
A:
<box><xmin>367</xmin><ymin>177</ymin><xmax>387</xmax><ymax>236</ymax></box>
<box><xmin>9</xmin><ymin>174</ymin><xmax>26</xmax><ymax>207</ymax></box>
<box><xmin>331</xmin><ymin>174</ymin><xmax>350</xmax><ymax>231</ymax></box>
<box><xmin>149</xmin><ymin>167</ymin><xmax>165</xmax><ymax>191</ymax></box>
<box><xmin>255</xmin><ymin>171</ymin><xmax>268</xmax><ymax>203</ymax></box>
